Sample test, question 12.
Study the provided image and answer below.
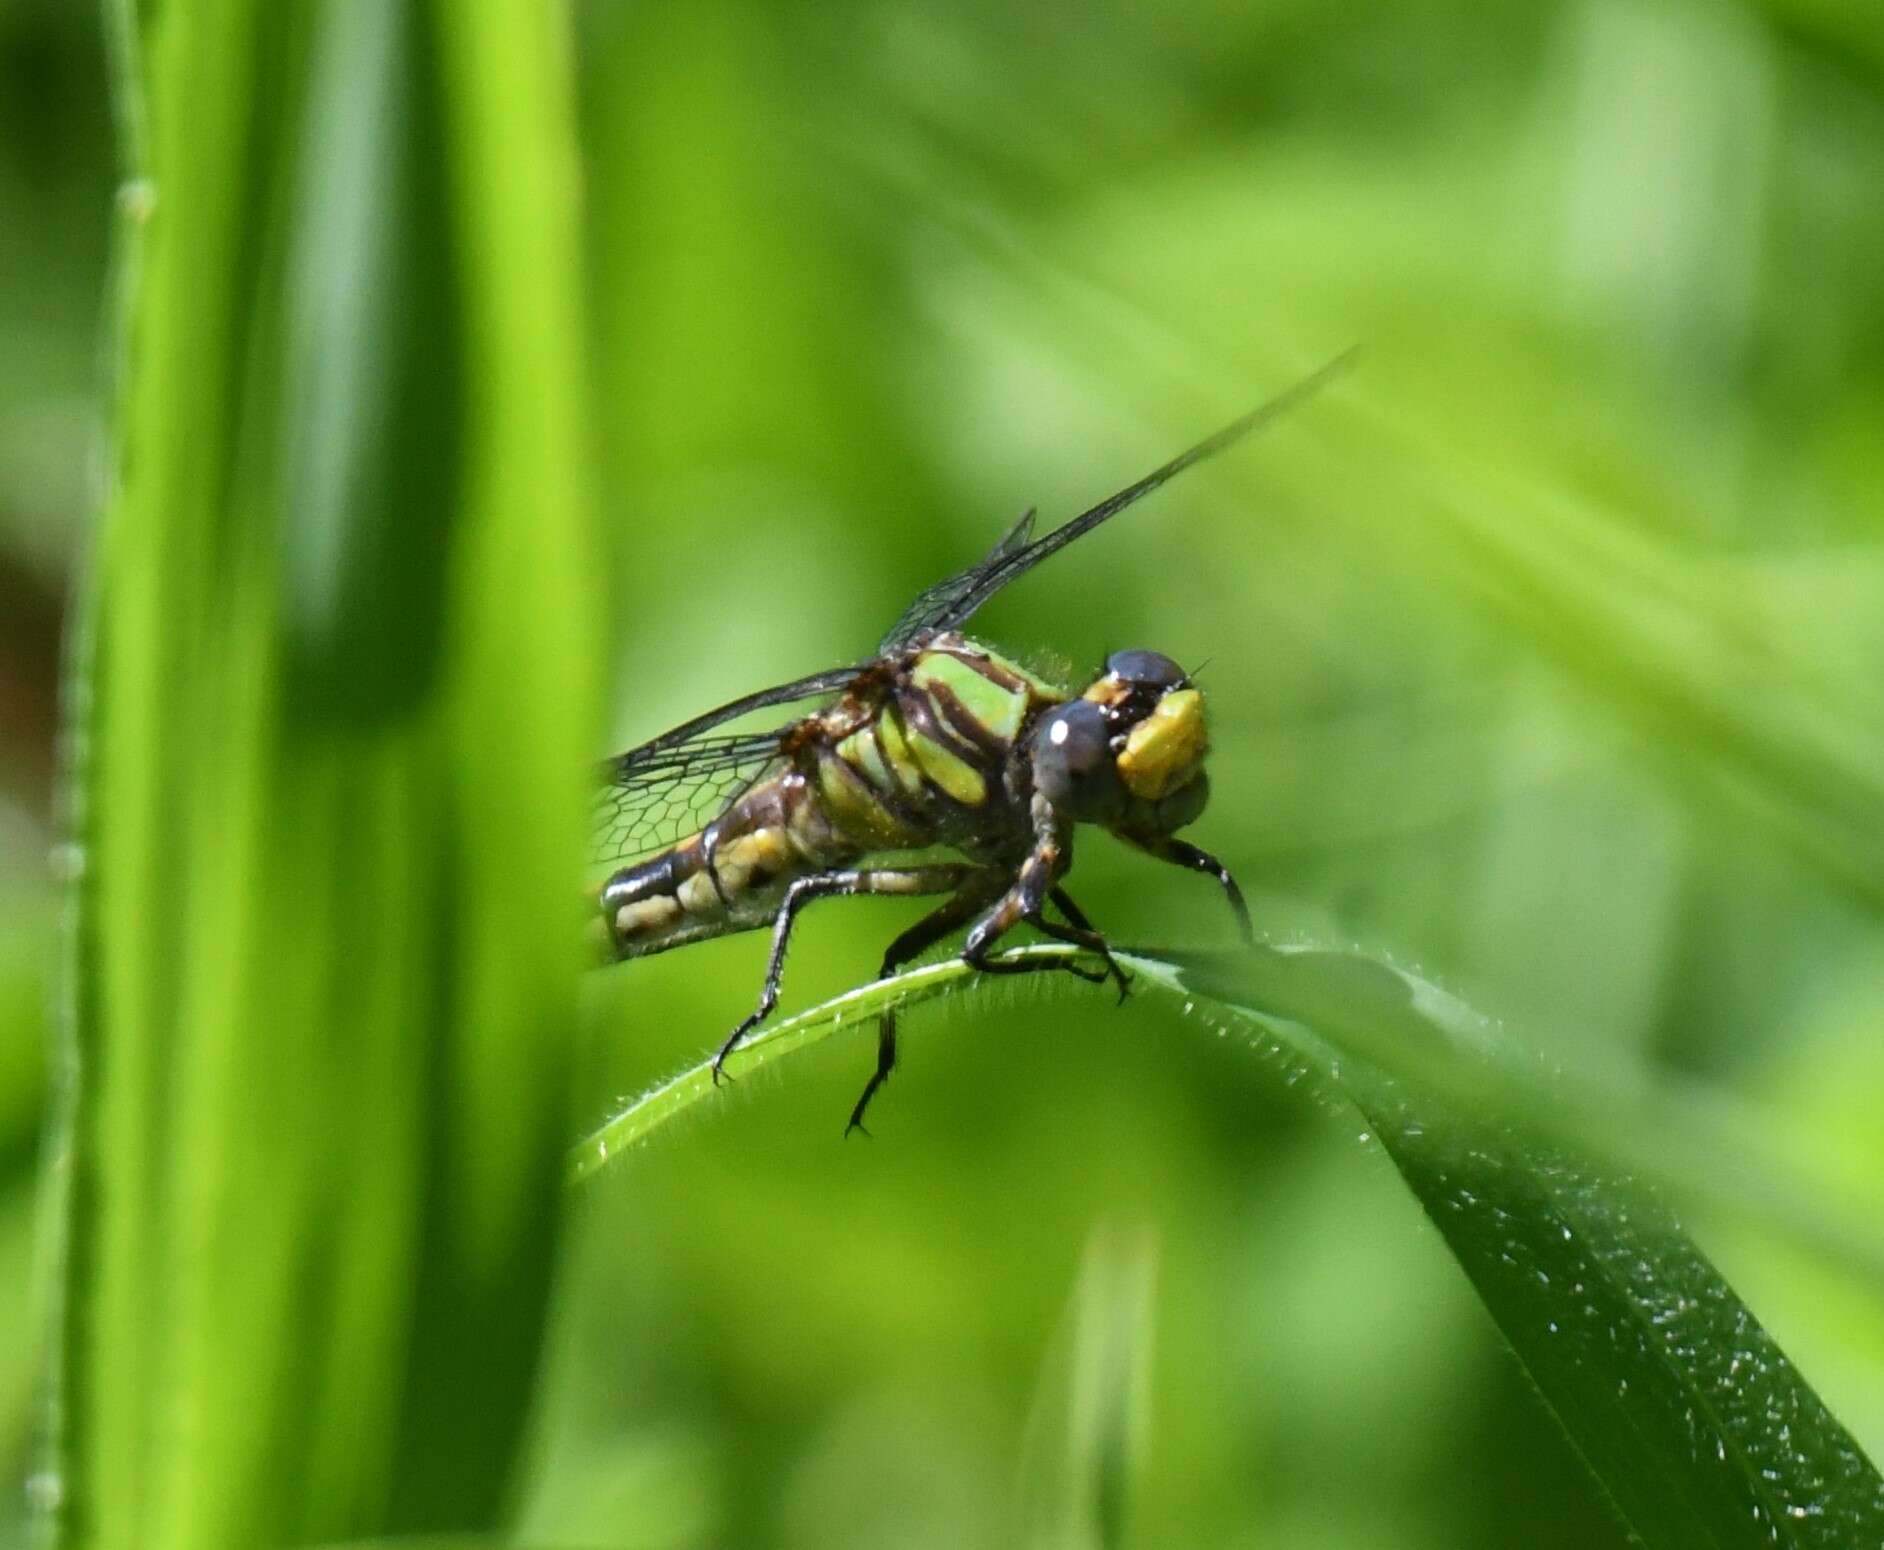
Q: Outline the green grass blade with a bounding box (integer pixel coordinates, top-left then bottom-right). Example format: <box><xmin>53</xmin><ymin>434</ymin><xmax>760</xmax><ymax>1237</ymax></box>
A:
<box><xmin>576</xmin><ymin>944</ymin><xmax>1884</xmax><ymax>1546</ymax></box>
<box><xmin>1156</xmin><ymin>947</ymin><xmax>1884</xmax><ymax>1548</ymax></box>
<box><xmin>1017</xmin><ymin>1221</ymin><xmax>1157</xmax><ymax>1550</ymax></box>
<box><xmin>48</xmin><ymin>2</ymin><xmax>597</xmax><ymax>1546</ymax></box>
<box><xmin>569</xmin><ymin>955</ymin><xmax>993</xmax><ymax>1180</ymax></box>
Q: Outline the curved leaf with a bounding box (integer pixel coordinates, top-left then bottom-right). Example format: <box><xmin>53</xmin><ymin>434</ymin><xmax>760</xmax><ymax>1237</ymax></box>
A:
<box><xmin>576</xmin><ymin>942</ymin><xmax>1884</xmax><ymax>1547</ymax></box>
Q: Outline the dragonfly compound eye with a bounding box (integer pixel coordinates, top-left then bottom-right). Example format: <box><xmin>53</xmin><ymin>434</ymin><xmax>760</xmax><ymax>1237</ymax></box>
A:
<box><xmin>1033</xmin><ymin>700</ymin><xmax>1126</xmax><ymax>821</ymax></box>
<box><xmin>1103</xmin><ymin>649</ymin><xmax>1187</xmax><ymax>691</ymax></box>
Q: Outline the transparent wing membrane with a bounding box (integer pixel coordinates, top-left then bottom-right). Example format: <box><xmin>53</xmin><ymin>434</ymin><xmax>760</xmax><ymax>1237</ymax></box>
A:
<box><xmin>591</xmin><ymin>733</ymin><xmax>788</xmax><ymax>867</ymax></box>
<box><xmin>894</xmin><ymin>351</ymin><xmax>1357</xmax><ymax>644</ymax></box>
<box><xmin>592</xmin><ymin>663</ymin><xmax>867</xmax><ymax>867</ymax></box>
<box><xmin>878</xmin><ymin>507</ymin><xmax>1036</xmax><ymax>653</ymax></box>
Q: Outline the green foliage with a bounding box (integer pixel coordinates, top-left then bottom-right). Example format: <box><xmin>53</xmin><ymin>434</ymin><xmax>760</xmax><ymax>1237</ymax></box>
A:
<box><xmin>44</xmin><ymin>2</ymin><xmax>597</xmax><ymax>1546</ymax></box>
<box><xmin>1162</xmin><ymin>948</ymin><xmax>1884</xmax><ymax>1548</ymax></box>
<box><xmin>578</xmin><ymin>944</ymin><xmax>1884</xmax><ymax>1545</ymax></box>
<box><xmin>1017</xmin><ymin>1221</ymin><xmax>1156</xmax><ymax>1550</ymax></box>
<box><xmin>0</xmin><ymin>0</ymin><xmax>1879</xmax><ymax>1546</ymax></box>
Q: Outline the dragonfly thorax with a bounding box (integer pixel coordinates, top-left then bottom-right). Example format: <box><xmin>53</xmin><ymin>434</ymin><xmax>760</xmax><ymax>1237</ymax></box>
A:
<box><xmin>1031</xmin><ymin>649</ymin><xmax>1210</xmax><ymax>837</ymax></box>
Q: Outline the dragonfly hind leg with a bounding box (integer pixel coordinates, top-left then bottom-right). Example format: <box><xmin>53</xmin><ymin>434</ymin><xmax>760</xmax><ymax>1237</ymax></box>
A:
<box><xmin>845</xmin><ymin>869</ymin><xmax>1008</xmax><ymax>1136</ymax></box>
<box><xmin>713</xmin><ymin>864</ymin><xmax>977</xmax><ymax>1085</ymax></box>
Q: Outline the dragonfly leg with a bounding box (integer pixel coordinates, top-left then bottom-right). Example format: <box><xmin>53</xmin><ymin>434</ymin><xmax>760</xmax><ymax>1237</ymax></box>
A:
<box><xmin>1029</xmin><ymin>893</ymin><xmax>1109</xmax><ymax>985</ymax></box>
<box><xmin>845</xmin><ymin>869</ymin><xmax>1007</xmax><ymax>1136</ymax></box>
<box><xmin>714</xmin><ymin>864</ymin><xmax>976</xmax><ymax>1085</ymax></box>
<box><xmin>961</xmin><ymin>866</ymin><xmax>1045</xmax><ymax>977</ymax></box>
<box><xmin>960</xmin><ymin>839</ymin><xmax>1118</xmax><ymax>990</ymax></box>
<box><xmin>1045</xmin><ymin>886</ymin><xmax>1131</xmax><ymax>1001</ymax></box>
<box><xmin>1132</xmin><ymin>837</ymin><xmax>1253</xmax><ymax>943</ymax></box>
<box><xmin>875</xmin><ymin>869</ymin><xmax>1007</xmax><ymax>980</ymax></box>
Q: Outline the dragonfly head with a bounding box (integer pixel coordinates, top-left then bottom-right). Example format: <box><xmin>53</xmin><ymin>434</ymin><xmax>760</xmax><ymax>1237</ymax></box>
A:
<box><xmin>1031</xmin><ymin>650</ymin><xmax>1210</xmax><ymax>834</ymax></box>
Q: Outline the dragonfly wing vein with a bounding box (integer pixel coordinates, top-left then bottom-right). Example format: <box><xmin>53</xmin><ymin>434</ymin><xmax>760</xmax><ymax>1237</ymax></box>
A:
<box><xmin>877</xmin><ymin>507</ymin><xmax>1036</xmax><ymax>653</ymax></box>
<box><xmin>591</xmin><ymin>732</ymin><xmax>789</xmax><ymax>867</ymax></box>
<box><xmin>593</xmin><ymin>663</ymin><xmax>874</xmax><ymax>867</ymax></box>
<box><xmin>879</xmin><ymin>350</ymin><xmax>1357</xmax><ymax>649</ymax></box>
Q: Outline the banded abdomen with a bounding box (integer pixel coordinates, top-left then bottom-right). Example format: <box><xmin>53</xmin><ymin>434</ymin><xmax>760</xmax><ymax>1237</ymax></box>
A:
<box><xmin>602</xmin><ymin>633</ymin><xmax>1063</xmax><ymax>959</ymax></box>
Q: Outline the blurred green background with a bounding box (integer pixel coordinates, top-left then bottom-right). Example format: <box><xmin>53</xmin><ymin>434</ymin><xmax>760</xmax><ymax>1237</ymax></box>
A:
<box><xmin>4</xmin><ymin>0</ymin><xmax>1883</xmax><ymax>1546</ymax></box>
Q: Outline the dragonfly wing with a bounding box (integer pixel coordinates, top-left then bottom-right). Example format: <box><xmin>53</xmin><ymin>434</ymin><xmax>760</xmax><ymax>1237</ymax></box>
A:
<box><xmin>877</xmin><ymin>507</ymin><xmax>1036</xmax><ymax>653</ymax></box>
<box><xmin>593</xmin><ymin>663</ymin><xmax>865</xmax><ymax>866</ymax></box>
<box><xmin>886</xmin><ymin>350</ymin><xmax>1357</xmax><ymax>644</ymax></box>
<box><xmin>591</xmin><ymin>732</ymin><xmax>790</xmax><ymax>867</ymax></box>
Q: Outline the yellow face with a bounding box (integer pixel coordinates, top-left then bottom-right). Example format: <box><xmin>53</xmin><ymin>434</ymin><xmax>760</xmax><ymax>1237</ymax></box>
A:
<box><xmin>1116</xmin><ymin>688</ymin><xmax>1207</xmax><ymax>800</ymax></box>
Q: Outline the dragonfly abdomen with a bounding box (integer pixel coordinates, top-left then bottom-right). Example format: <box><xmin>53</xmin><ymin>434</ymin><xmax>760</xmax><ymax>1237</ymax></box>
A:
<box><xmin>604</xmin><ymin>773</ymin><xmax>843</xmax><ymax>956</ymax></box>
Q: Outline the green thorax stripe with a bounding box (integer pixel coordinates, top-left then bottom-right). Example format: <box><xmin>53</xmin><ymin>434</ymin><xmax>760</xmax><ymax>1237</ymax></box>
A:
<box><xmin>831</xmin><ymin>642</ymin><xmax>1066</xmax><ymax>818</ymax></box>
<box><xmin>901</xmin><ymin>708</ymin><xmax>986</xmax><ymax>806</ymax></box>
<box><xmin>819</xmin><ymin>737</ymin><xmax>927</xmax><ymax>848</ymax></box>
<box><xmin>871</xmin><ymin>709</ymin><xmax>928</xmax><ymax>800</ymax></box>
<box><xmin>910</xmin><ymin>648</ymin><xmax>1046</xmax><ymax>743</ymax></box>
<box><xmin>904</xmin><ymin>645</ymin><xmax>1058</xmax><ymax>808</ymax></box>
<box><xmin>842</xmin><ymin>694</ymin><xmax>986</xmax><ymax>808</ymax></box>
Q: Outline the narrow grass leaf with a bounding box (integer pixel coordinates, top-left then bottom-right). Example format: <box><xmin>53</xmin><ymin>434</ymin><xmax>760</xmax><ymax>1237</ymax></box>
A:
<box><xmin>47</xmin><ymin>2</ymin><xmax>598</xmax><ymax>1546</ymax></box>
<box><xmin>577</xmin><ymin>943</ymin><xmax>1884</xmax><ymax>1547</ymax></box>
<box><xmin>1159</xmin><ymin>945</ymin><xmax>1884</xmax><ymax>1550</ymax></box>
<box><xmin>1017</xmin><ymin>1220</ymin><xmax>1158</xmax><ymax>1550</ymax></box>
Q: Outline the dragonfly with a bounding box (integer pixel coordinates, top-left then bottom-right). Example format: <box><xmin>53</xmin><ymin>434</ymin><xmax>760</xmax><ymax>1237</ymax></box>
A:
<box><xmin>595</xmin><ymin>352</ymin><xmax>1352</xmax><ymax>1132</ymax></box>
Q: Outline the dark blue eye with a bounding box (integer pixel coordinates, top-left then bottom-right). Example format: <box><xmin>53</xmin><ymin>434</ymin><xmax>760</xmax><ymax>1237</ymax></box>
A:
<box><xmin>1105</xmin><ymin>649</ymin><xmax>1186</xmax><ymax>691</ymax></box>
<box><xmin>1033</xmin><ymin>700</ymin><xmax>1124</xmax><ymax>821</ymax></box>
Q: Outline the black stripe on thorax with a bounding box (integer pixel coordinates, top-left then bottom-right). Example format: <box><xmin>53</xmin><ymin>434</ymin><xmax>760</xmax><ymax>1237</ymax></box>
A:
<box><xmin>893</xmin><ymin>683</ymin><xmax>996</xmax><ymax>792</ymax></box>
<box><xmin>925</xmin><ymin>680</ymin><xmax>1011</xmax><ymax>761</ymax></box>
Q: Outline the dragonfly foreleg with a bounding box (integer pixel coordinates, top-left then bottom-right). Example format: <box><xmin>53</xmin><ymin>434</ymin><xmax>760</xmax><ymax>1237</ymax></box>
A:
<box><xmin>1044</xmin><ymin>886</ymin><xmax>1131</xmax><ymax>1000</ymax></box>
<box><xmin>713</xmin><ymin>863</ymin><xmax>978</xmax><ymax>1085</ymax></box>
<box><xmin>961</xmin><ymin>837</ymin><xmax>1125</xmax><ymax>994</ymax></box>
<box><xmin>1131</xmin><ymin>836</ymin><xmax>1253</xmax><ymax>942</ymax></box>
<box><xmin>844</xmin><ymin>869</ymin><xmax>1008</xmax><ymax>1137</ymax></box>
